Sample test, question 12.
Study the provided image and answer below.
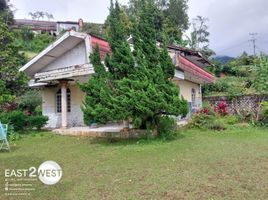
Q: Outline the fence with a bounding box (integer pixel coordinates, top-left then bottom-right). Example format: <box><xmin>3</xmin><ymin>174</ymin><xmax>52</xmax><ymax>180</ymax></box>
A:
<box><xmin>203</xmin><ymin>94</ymin><xmax>268</xmax><ymax>115</ymax></box>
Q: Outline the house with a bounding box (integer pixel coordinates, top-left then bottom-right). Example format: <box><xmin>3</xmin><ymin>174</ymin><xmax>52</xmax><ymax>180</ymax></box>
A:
<box><xmin>168</xmin><ymin>45</ymin><xmax>214</xmax><ymax>112</ymax></box>
<box><xmin>11</xmin><ymin>19</ymin><xmax>57</xmax><ymax>35</ymax></box>
<box><xmin>11</xmin><ymin>19</ymin><xmax>84</xmax><ymax>35</ymax></box>
<box><xmin>19</xmin><ymin>31</ymin><xmax>214</xmax><ymax>129</ymax></box>
<box><xmin>56</xmin><ymin>19</ymin><xmax>83</xmax><ymax>34</ymax></box>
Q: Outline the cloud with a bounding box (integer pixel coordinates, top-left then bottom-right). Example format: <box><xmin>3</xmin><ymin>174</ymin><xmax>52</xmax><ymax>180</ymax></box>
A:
<box><xmin>10</xmin><ymin>0</ymin><xmax>268</xmax><ymax>56</ymax></box>
<box><xmin>10</xmin><ymin>0</ymin><xmax>128</xmax><ymax>22</ymax></box>
<box><xmin>188</xmin><ymin>0</ymin><xmax>268</xmax><ymax>56</ymax></box>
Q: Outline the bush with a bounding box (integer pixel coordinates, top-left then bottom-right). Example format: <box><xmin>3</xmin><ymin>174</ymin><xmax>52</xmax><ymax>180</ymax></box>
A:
<box><xmin>260</xmin><ymin>102</ymin><xmax>268</xmax><ymax>126</ymax></box>
<box><xmin>15</xmin><ymin>32</ymin><xmax>54</xmax><ymax>53</ymax></box>
<box><xmin>188</xmin><ymin>104</ymin><xmax>215</xmax><ymax>129</ymax></box>
<box><xmin>203</xmin><ymin>76</ymin><xmax>255</xmax><ymax>97</ymax></box>
<box><xmin>214</xmin><ymin>101</ymin><xmax>228</xmax><ymax>116</ymax></box>
<box><xmin>179</xmin><ymin>97</ymin><xmax>189</xmax><ymax>117</ymax></box>
<box><xmin>188</xmin><ymin>111</ymin><xmax>215</xmax><ymax>129</ymax></box>
<box><xmin>262</xmin><ymin>102</ymin><xmax>268</xmax><ymax>117</ymax></box>
<box><xmin>188</xmin><ymin>103</ymin><xmax>231</xmax><ymax>131</ymax></box>
<box><xmin>28</xmin><ymin>115</ymin><xmax>48</xmax><ymax>130</ymax></box>
<box><xmin>30</xmin><ymin>33</ymin><xmax>54</xmax><ymax>52</ymax></box>
<box><xmin>157</xmin><ymin>116</ymin><xmax>177</xmax><ymax>140</ymax></box>
<box><xmin>223</xmin><ymin>115</ymin><xmax>240</xmax><ymax>125</ymax></box>
<box><xmin>209</xmin><ymin>120</ymin><xmax>226</xmax><ymax>131</ymax></box>
<box><xmin>7</xmin><ymin>125</ymin><xmax>22</xmax><ymax>141</ymax></box>
<box><xmin>0</xmin><ymin>111</ymin><xmax>28</xmax><ymax>131</ymax></box>
<box><xmin>188</xmin><ymin>102</ymin><xmax>217</xmax><ymax>129</ymax></box>
<box><xmin>17</xmin><ymin>90</ymin><xmax>42</xmax><ymax>114</ymax></box>
<box><xmin>0</xmin><ymin>111</ymin><xmax>48</xmax><ymax>131</ymax></box>
<box><xmin>202</xmin><ymin>102</ymin><xmax>217</xmax><ymax>116</ymax></box>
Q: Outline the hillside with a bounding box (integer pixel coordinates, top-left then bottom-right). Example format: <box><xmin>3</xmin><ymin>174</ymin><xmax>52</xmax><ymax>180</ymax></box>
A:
<box><xmin>204</xmin><ymin>53</ymin><xmax>261</xmax><ymax>97</ymax></box>
<box><xmin>212</xmin><ymin>55</ymin><xmax>235</xmax><ymax>64</ymax></box>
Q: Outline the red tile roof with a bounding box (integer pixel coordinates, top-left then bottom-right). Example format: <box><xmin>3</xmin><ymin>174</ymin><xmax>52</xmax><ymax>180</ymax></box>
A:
<box><xmin>90</xmin><ymin>35</ymin><xmax>111</xmax><ymax>60</ymax></box>
<box><xmin>178</xmin><ymin>55</ymin><xmax>214</xmax><ymax>83</ymax></box>
<box><xmin>89</xmin><ymin>34</ymin><xmax>214</xmax><ymax>83</ymax></box>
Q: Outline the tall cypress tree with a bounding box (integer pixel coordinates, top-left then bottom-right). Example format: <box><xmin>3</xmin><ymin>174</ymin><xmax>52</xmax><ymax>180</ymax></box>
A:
<box><xmin>129</xmin><ymin>0</ymin><xmax>188</xmax><ymax>128</ymax></box>
<box><xmin>159</xmin><ymin>37</ymin><xmax>175</xmax><ymax>79</ymax></box>
<box><xmin>81</xmin><ymin>0</ymin><xmax>188</xmax><ymax>131</ymax></box>
<box><xmin>105</xmin><ymin>0</ymin><xmax>135</xmax><ymax>79</ymax></box>
<box><xmin>80</xmin><ymin>45</ymin><xmax>125</xmax><ymax>124</ymax></box>
<box><xmin>80</xmin><ymin>0</ymin><xmax>134</xmax><ymax>125</ymax></box>
<box><xmin>132</xmin><ymin>0</ymin><xmax>160</xmax><ymax>69</ymax></box>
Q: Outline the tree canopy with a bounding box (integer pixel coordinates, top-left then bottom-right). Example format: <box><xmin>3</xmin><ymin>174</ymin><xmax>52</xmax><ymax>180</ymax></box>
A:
<box><xmin>253</xmin><ymin>56</ymin><xmax>268</xmax><ymax>94</ymax></box>
<box><xmin>0</xmin><ymin>0</ymin><xmax>14</xmax><ymax>25</ymax></box>
<box><xmin>0</xmin><ymin>18</ymin><xmax>28</xmax><ymax>110</ymax></box>
<box><xmin>104</xmin><ymin>0</ymin><xmax>189</xmax><ymax>45</ymax></box>
<box><xmin>80</xmin><ymin>0</ymin><xmax>188</xmax><ymax>131</ymax></box>
<box><xmin>188</xmin><ymin>15</ymin><xmax>214</xmax><ymax>57</ymax></box>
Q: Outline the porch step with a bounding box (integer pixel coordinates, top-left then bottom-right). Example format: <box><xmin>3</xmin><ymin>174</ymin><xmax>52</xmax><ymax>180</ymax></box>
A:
<box><xmin>53</xmin><ymin>125</ymin><xmax>126</xmax><ymax>137</ymax></box>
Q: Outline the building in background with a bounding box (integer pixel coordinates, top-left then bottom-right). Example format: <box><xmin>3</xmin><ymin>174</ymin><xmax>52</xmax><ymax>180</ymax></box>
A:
<box><xmin>11</xmin><ymin>18</ymin><xmax>83</xmax><ymax>35</ymax></box>
<box><xmin>11</xmin><ymin>19</ymin><xmax>57</xmax><ymax>35</ymax></box>
<box><xmin>56</xmin><ymin>18</ymin><xmax>83</xmax><ymax>34</ymax></box>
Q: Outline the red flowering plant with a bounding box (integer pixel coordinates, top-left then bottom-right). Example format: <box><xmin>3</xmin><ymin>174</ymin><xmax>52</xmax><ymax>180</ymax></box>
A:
<box><xmin>197</xmin><ymin>107</ymin><xmax>210</xmax><ymax>115</ymax></box>
<box><xmin>214</xmin><ymin>101</ymin><xmax>228</xmax><ymax>116</ymax></box>
<box><xmin>188</xmin><ymin>103</ymin><xmax>216</xmax><ymax>129</ymax></box>
<box><xmin>196</xmin><ymin>102</ymin><xmax>216</xmax><ymax>116</ymax></box>
<box><xmin>189</xmin><ymin>102</ymin><xmax>231</xmax><ymax>130</ymax></box>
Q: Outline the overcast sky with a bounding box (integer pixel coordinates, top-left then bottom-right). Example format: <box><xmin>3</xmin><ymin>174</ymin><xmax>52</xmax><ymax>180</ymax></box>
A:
<box><xmin>10</xmin><ymin>0</ymin><xmax>268</xmax><ymax>57</ymax></box>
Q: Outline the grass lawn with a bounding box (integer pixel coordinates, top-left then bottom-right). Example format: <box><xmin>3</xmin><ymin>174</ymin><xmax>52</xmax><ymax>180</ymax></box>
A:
<box><xmin>1</xmin><ymin>125</ymin><xmax>268</xmax><ymax>200</ymax></box>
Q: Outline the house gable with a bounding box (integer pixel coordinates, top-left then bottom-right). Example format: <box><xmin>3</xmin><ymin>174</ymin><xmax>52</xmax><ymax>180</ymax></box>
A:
<box><xmin>41</xmin><ymin>41</ymin><xmax>88</xmax><ymax>72</ymax></box>
<box><xmin>20</xmin><ymin>31</ymin><xmax>90</xmax><ymax>78</ymax></box>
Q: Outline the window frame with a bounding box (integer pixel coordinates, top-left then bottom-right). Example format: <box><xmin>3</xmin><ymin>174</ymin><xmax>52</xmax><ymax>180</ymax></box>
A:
<box><xmin>56</xmin><ymin>88</ymin><xmax>71</xmax><ymax>113</ymax></box>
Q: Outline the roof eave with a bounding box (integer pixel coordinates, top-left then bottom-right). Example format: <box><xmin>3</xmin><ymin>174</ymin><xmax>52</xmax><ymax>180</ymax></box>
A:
<box><xmin>19</xmin><ymin>30</ymin><xmax>88</xmax><ymax>73</ymax></box>
<box><xmin>177</xmin><ymin>55</ymin><xmax>215</xmax><ymax>84</ymax></box>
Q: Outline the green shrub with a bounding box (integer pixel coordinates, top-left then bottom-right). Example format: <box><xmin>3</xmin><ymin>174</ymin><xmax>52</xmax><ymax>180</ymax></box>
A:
<box><xmin>28</xmin><ymin>115</ymin><xmax>48</xmax><ymax>130</ymax></box>
<box><xmin>188</xmin><ymin>103</ymin><xmax>236</xmax><ymax>131</ymax></box>
<box><xmin>0</xmin><ymin>111</ymin><xmax>28</xmax><ymax>131</ymax></box>
<box><xmin>188</xmin><ymin>112</ymin><xmax>215</xmax><ymax>129</ymax></box>
<box><xmin>203</xmin><ymin>76</ymin><xmax>256</xmax><ymax>97</ymax></box>
<box><xmin>220</xmin><ymin>115</ymin><xmax>240</xmax><ymax>125</ymax></box>
<box><xmin>0</xmin><ymin>111</ymin><xmax>48</xmax><ymax>131</ymax></box>
<box><xmin>209</xmin><ymin>120</ymin><xmax>226</xmax><ymax>131</ymax></box>
<box><xmin>202</xmin><ymin>102</ymin><xmax>216</xmax><ymax>116</ymax></box>
<box><xmin>7</xmin><ymin>125</ymin><xmax>22</xmax><ymax>141</ymax></box>
<box><xmin>179</xmin><ymin>97</ymin><xmax>189</xmax><ymax>117</ymax></box>
<box><xmin>30</xmin><ymin>33</ymin><xmax>54</xmax><ymax>52</ymax></box>
<box><xmin>17</xmin><ymin>90</ymin><xmax>42</xmax><ymax>114</ymax></box>
<box><xmin>262</xmin><ymin>102</ymin><xmax>268</xmax><ymax>116</ymax></box>
<box><xmin>188</xmin><ymin>103</ymin><xmax>216</xmax><ymax>129</ymax></box>
<box><xmin>260</xmin><ymin>102</ymin><xmax>268</xmax><ymax>126</ymax></box>
<box><xmin>157</xmin><ymin>116</ymin><xmax>177</xmax><ymax>140</ymax></box>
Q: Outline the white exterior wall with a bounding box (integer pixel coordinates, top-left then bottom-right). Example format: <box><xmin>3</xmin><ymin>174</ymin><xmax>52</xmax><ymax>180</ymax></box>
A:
<box><xmin>41</xmin><ymin>42</ymin><xmax>87</xmax><ymax>72</ymax></box>
<box><xmin>42</xmin><ymin>85</ymin><xmax>85</xmax><ymax>128</ymax></box>
<box><xmin>173</xmin><ymin>79</ymin><xmax>202</xmax><ymax>110</ymax></box>
<box><xmin>57</xmin><ymin>23</ymin><xmax>79</xmax><ymax>33</ymax></box>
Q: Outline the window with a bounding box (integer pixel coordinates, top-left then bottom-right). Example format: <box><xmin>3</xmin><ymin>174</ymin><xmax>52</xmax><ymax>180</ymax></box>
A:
<box><xmin>56</xmin><ymin>88</ymin><xmax>71</xmax><ymax>113</ymax></box>
<box><xmin>191</xmin><ymin>88</ymin><xmax>196</xmax><ymax>104</ymax></box>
